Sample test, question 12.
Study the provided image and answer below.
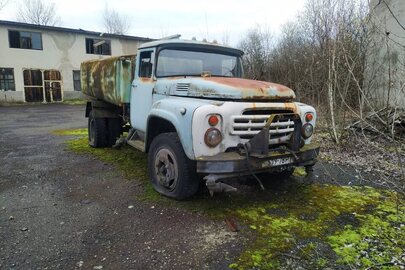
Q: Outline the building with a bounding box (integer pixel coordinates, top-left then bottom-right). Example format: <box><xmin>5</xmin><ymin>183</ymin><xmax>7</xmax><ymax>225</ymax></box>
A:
<box><xmin>366</xmin><ymin>0</ymin><xmax>405</xmax><ymax>108</ymax></box>
<box><xmin>0</xmin><ymin>20</ymin><xmax>151</xmax><ymax>103</ymax></box>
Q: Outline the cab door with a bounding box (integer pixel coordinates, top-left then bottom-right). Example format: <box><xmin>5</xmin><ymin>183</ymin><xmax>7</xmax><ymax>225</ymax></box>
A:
<box><xmin>130</xmin><ymin>49</ymin><xmax>155</xmax><ymax>132</ymax></box>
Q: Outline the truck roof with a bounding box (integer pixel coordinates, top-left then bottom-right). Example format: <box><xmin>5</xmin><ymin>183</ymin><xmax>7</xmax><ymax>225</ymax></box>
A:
<box><xmin>139</xmin><ymin>39</ymin><xmax>244</xmax><ymax>56</ymax></box>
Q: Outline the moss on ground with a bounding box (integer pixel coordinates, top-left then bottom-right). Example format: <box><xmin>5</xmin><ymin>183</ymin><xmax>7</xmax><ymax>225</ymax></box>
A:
<box><xmin>292</xmin><ymin>166</ymin><xmax>307</xmax><ymax>177</ymax></box>
<box><xmin>230</xmin><ymin>186</ymin><xmax>404</xmax><ymax>270</ymax></box>
<box><xmin>57</xmin><ymin>128</ymin><xmax>405</xmax><ymax>270</ymax></box>
<box><xmin>52</xmin><ymin>128</ymin><xmax>88</xmax><ymax>136</ymax></box>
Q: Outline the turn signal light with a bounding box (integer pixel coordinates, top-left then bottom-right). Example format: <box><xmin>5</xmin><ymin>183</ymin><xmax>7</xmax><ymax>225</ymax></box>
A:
<box><xmin>208</xmin><ymin>115</ymin><xmax>219</xmax><ymax>126</ymax></box>
<box><xmin>305</xmin><ymin>113</ymin><xmax>314</xmax><ymax>122</ymax></box>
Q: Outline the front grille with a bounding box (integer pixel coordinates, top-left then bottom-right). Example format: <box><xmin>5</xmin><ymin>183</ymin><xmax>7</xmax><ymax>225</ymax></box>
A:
<box><xmin>231</xmin><ymin>109</ymin><xmax>296</xmax><ymax>144</ymax></box>
<box><xmin>176</xmin><ymin>83</ymin><xmax>190</xmax><ymax>91</ymax></box>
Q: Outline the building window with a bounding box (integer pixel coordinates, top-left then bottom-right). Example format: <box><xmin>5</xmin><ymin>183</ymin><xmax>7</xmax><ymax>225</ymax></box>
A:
<box><xmin>23</xmin><ymin>69</ymin><xmax>62</xmax><ymax>102</ymax></box>
<box><xmin>85</xmin><ymin>38</ymin><xmax>111</xmax><ymax>55</ymax></box>
<box><xmin>0</xmin><ymin>68</ymin><xmax>15</xmax><ymax>91</ymax></box>
<box><xmin>23</xmin><ymin>69</ymin><xmax>44</xmax><ymax>102</ymax></box>
<box><xmin>8</xmin><ymin>30</ymin><xmax>43</xmax><ymax>50</ymax></box>
<box><xmin>73</xmin><ymin>70</ymin><xmax>81</xmax><ymax>91</ymax></box>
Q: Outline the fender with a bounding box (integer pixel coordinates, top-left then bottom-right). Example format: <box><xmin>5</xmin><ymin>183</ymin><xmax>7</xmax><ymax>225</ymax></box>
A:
<box><xmin>146</xmin><ymin>97</ymin><xmax>209</xmax><ymax>160</ymax></box>
<box><xmin>85</xmin><ymin>100</ymin><xmax>121</xmax><ymax>118</ymax></box>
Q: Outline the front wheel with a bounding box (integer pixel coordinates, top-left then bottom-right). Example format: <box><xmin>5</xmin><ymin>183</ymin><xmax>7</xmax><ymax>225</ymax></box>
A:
<box><xmin>148</xmin><ymin>132</ymin><xmax>199</xmax><ymax>200</ymax></box>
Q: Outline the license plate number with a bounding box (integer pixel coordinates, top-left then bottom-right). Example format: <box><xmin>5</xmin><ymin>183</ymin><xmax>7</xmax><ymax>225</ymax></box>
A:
<box><xmin>262</xmin><ymin>157</ymin><xmax>294</xmax><ymax>168</ymax></box>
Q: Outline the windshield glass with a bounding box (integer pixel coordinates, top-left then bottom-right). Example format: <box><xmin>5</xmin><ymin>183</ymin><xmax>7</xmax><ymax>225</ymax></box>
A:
<box><xmin>156</xmin><ymin>49</ymin><xmax>242</xmax><ymax>78</ymax></box>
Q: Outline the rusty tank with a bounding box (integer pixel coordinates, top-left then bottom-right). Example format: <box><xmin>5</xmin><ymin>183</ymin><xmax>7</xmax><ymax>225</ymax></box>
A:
<box><xmin>81</xmin><ymin>55</ymin><xmax>135</xmax><ymax>106</ymax></box>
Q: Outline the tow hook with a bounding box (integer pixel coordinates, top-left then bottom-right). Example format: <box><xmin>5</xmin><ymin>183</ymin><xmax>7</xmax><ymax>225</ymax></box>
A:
<box><xmin>204</xmin><ymin>174</ymin><xmax>237</xmax><ymax>196</ymax></box>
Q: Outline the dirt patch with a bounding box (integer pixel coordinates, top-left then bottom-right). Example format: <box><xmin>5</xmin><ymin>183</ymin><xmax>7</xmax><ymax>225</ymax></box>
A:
<box><xmin>313</xmin><ymin>130</ymin><xmax>405</xmax><ymax>193</ymax></box>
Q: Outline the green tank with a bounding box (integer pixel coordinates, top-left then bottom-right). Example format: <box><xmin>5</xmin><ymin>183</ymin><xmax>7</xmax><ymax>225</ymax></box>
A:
<box><xmin>81</xmin><ymin>55</ymin><xmax>135</xmax><ymax>106</ymax></box>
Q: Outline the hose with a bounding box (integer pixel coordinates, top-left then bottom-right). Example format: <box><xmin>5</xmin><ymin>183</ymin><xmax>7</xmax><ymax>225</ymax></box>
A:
<box><xmin>238</xmin><ymin>143</ymin><xmax>265</xmax><ymax>191</ymax></box>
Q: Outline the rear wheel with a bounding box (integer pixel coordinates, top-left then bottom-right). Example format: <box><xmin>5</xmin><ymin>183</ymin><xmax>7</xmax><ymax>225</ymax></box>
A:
<box><xmin>106</xmin><ymin>118</ymin><xmax>122</xmax><ymax>146</ymax></box>
<box><xmin>148</xmin><ymin>132</ymin><xmax>199</xmax><ymax>200</ymax></box>
<box><xmin>88</xmin><ymin>110</ymin><xmax>108</xmax><ymax>148</ymax></box>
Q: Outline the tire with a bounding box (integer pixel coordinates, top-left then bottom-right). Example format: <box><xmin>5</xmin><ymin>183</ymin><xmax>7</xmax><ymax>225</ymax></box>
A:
<box><xmin>148</xmin><ymin>132</ymin><xmax>199</xmax><ymax>200</ymax></box>
<box><xmin>88</xmin><ymin>110</ymin><xmax>108</xmax><ymax>148</ymax></box>
<box><xmin>106</xmin><ymin>118</ymin><xmax>122</xmax><ymax>146</ymax></box>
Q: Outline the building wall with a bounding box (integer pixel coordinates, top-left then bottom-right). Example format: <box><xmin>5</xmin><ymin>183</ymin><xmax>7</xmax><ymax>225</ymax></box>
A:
<box><xmin>0</xmin><ymin>25</ymin><xmax>142</xmax><ymax>102</ymax></box>
<box><xmin>366</xmin><ymin>0</ymin><xmax>405</xmax><ymax>108</ymax></box>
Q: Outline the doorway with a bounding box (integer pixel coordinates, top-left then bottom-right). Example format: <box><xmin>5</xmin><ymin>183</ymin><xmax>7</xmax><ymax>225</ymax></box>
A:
<box><xmin>23</xmin><ymin>69</ymin><xmax>62</xmax><ymax>102</ymax></box>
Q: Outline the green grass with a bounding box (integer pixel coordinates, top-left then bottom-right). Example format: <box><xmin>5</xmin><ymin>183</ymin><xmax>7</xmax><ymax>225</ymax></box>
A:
<box><xmin>62</xmin><ymin>99</ymin><xmax>87</xmax><ymax>105</ymax></box>
<box><xmin>56</xmin><ymin>128</ymin><xmax>405</xmax><ymax>270</ymax></box>
<box><xmin>52</xmin><ymin>128</ymin><xmax>88</xmax><ymax>136</ymax></box>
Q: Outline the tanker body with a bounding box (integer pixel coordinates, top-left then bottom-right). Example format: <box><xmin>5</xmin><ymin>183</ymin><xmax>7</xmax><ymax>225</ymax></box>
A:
<box><xmin>81</xmin><ymin>55</ymin><xmax>135</xmax><ymax>106</ymax></box>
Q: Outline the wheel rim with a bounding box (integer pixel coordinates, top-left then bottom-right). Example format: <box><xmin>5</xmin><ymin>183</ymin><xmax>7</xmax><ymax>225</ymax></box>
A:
<box><xmin>154</xmin><ymin>148</ymin><xmax>178</xmax><ymax>191</ymax></box>
<box><xmin>89</xmin><ymin>118</ymin><xmax>95</xmax><ymax>144</ymax></box>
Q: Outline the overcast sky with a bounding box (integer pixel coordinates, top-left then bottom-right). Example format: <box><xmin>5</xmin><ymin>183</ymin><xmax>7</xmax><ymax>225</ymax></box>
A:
<box><xmin>0</xmin><ymin>0</ymin><xmax>306</xmax><ymax>46</ymax></box>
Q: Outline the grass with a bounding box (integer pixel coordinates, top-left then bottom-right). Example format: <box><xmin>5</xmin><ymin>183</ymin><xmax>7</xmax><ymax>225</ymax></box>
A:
<box><xmin>62</xmin><ymin>99</ymin><xmax>87</xmax><ymax>105</ymax></box>
<box><xmin>56</xmin><ymin>128</ymin><xmax>405</xmax><ymax>270</ymax></box>
<box><xmin>52</xmin><ymin>128</ymin><xmax>88</xmax><ymax>136</ymax></box>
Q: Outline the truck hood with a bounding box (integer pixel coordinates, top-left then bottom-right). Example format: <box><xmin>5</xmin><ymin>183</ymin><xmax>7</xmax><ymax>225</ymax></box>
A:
<box><xmin>156</xmin><ymin>77</ymin><xmax>295</xmax><ymax>100</ymax></box>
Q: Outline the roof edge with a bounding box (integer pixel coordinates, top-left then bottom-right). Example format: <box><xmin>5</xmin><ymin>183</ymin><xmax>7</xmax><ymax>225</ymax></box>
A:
<box><xmin>0</xmin><ymin>20</ymin><xmax>153</xmax><ymax>41</ymax></box>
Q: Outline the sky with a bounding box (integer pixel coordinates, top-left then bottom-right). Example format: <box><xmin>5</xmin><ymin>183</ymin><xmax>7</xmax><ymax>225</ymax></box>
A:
<box><xmin>0</xmin><ymin>0</ymin><xmax>306</xmax><ymax>46</ymax></box>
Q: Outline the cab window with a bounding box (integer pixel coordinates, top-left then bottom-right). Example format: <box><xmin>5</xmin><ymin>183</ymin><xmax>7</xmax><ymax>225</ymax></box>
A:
<box><xmin>139</xmin><ymin>51</ymin><xmax>154</xmax><ymax>78</ymax></box>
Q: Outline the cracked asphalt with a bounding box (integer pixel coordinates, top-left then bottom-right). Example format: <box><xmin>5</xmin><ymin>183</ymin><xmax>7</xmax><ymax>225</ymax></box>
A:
<box><xmin>0</xmin><ymin>104</ymin><xmax>242</xmax><ymax>270</ymax></box>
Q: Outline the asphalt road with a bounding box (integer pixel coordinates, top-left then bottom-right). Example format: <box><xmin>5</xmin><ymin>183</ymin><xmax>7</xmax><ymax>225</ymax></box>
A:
<box><xmin>0</xmin><ymin>104</ymin><xmax>240</xmax><ymax>270</ymax></box>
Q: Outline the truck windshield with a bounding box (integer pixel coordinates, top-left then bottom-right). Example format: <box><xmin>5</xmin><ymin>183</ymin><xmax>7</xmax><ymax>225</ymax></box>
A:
<box><xmin>156</xmin><ymin>49</ymin><xmax>242</xmax><ymax>78</ymax></box>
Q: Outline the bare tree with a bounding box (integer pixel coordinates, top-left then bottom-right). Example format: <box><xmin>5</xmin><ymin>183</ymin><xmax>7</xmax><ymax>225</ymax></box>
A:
<box><xmin>102</xmin><ymin>6</ymin><xmax>130</xmax><ymax>35</ymax></box>
<box><xmin>238</xmin><ymin>26</ymin><xmax>273</xmax><ymax>80</ymax></box>
<box><xmin>16</xmin><ymin>0</ymin><xmax>61</xmax><ymax>26</ymax></box>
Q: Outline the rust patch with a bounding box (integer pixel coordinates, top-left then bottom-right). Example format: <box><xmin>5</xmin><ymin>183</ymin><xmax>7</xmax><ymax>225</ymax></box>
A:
<box><xmin>81</xmin><ymin>55</ymin><xmax>135</xmax><ymax>105</ymax></box>
<box><xmin>284</xmin><ymin>103</ymin><xmax>299</xmax><ymax>113</ymax></box>
<box><xmin>166</xmin><ymin>76</ymin><xmax>185</xmax><ymax>80</ymax></box>
<box><xmin>243</xmin><ymin>95</ymin><xmax>284</xmax><ymax>100</ymax></box>
<box><xmin>140</xmin><ymin>78</ymin><xmax>154</xmax><ymax>83</ymax></box>
<box><xmin>203</xmin><ymin>77</ymin><xmax>292</xmax><ymax>92</ymax></box>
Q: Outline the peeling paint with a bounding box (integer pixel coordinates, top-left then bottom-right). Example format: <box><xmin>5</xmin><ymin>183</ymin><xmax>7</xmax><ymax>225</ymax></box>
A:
<box><xmin>158</xmin><ymin>77</ymin><xmax>296</xmax><ymax>101</ymax></box>
<box><xmin>81</xmin><ymin>55</ymin><xmax>136</xmax><ymax>105</ymax></box>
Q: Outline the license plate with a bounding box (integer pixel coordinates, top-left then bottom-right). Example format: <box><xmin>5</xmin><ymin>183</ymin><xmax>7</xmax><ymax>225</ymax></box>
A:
<box><xmin>262</xmin><ymin>157</ymin><xmax>294</xmax><ymax>168</ymax></box>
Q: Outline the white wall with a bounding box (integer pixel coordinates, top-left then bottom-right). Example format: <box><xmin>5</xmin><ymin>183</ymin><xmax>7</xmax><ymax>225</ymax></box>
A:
<box><xmin>0</xmin><ymin>25</ymin><xmax>142</xmax><ymax>102</ymax></box>
<box><xmin>366</xmin><ymin>0</ymin><xmax>405</xmax><ymax>108</ymax></box>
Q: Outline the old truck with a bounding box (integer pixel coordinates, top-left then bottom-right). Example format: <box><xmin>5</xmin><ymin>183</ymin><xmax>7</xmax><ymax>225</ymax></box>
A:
<box><xmin>81</xmin><ymin>39</ymin><xmax>319</xmax><ymax>200</ymax></box>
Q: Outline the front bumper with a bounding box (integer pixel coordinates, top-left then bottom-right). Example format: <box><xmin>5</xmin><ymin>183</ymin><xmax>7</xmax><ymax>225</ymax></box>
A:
<box><xmin>196</xmin><ymin>144</ymin><xmax>320</xmax><ymax>174</ymax></box>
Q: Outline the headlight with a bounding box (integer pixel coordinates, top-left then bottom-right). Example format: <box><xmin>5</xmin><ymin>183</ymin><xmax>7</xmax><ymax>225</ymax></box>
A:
<box><xmin>302</xmin><ymin>123</ymin><xmax>313</xmax><ymax>139</ymax></box>
<box><xmin>204</xmin><ymin>128</ymin><xmax>222</xmax><ymax>147</ymax></box>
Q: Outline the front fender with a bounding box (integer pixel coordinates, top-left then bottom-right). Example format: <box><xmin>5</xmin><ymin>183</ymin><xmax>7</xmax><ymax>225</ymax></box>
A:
<box><xmin>147</xmin><ymin>97</ymin><xmax>208</xmax><ymax>160</ymax></box>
